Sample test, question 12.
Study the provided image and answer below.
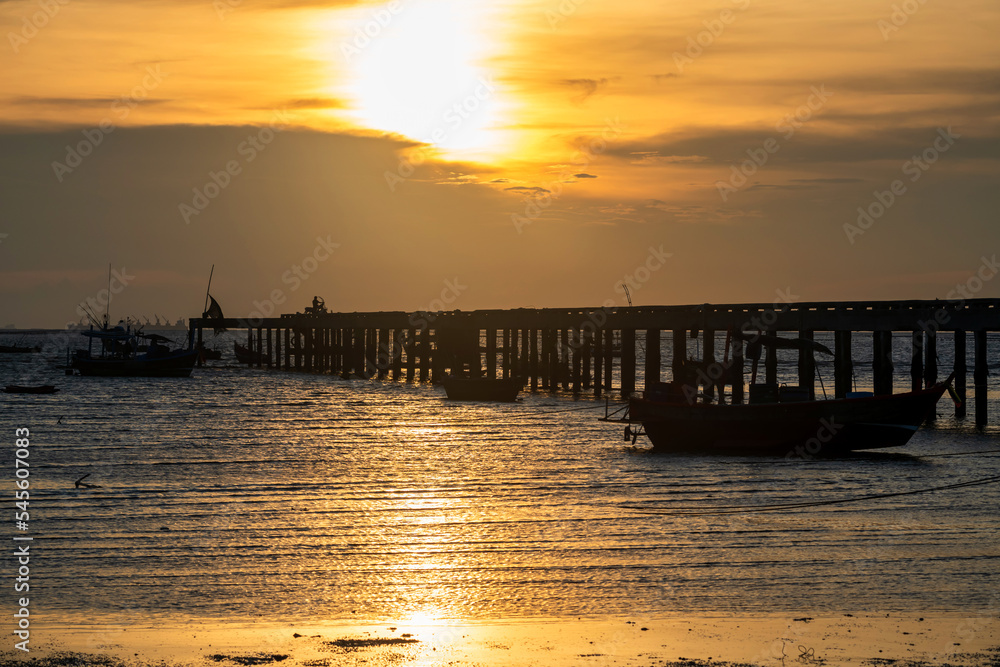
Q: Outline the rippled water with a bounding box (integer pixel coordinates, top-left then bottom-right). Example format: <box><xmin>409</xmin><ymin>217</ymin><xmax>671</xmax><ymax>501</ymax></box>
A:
<box><xmin>2</xmin><ymin>330</ymin><xmax>999</xmax><ymax>625</ymax></box>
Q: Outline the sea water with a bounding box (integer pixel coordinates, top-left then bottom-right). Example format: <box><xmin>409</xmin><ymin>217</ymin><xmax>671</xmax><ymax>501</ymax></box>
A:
<box><xmin>1</xmin><ymin>330</ymin><xmax>998</xmax><ymax>626</ymax></box>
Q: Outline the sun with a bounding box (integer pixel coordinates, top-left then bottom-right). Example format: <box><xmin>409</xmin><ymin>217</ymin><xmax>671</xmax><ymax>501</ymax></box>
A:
<box><xmin>339</xmin><ymin>0</ymin><xmax>507</xmax><ymax>158</ymax></box>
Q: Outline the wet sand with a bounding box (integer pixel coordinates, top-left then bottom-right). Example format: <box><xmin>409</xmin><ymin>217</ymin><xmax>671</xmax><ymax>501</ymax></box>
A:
<box><xmin>5</xmin><ymin>614</ymin><xmax>998</xmax><ymax>667</ymax></box>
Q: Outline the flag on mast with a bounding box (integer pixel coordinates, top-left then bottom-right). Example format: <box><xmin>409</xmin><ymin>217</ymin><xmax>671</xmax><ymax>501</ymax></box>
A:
<box><xmin>204</xmin><ymin>295</ymin><xmax>226</xmax><ymax>335</ymax></box>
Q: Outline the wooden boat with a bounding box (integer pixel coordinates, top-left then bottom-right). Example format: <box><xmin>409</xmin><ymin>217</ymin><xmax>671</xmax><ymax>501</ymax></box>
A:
<box><xmin>442</xmin><ymin>375</ymin><xmax>523</xmax><ymax>402</ymax></box>
<box><xmin>69</xmin><ymin>325</ymin><xmax>198</xmax><ymax>377</ymax></box>
<box><xmin>611</xmin><ymin>380</ymin><xmax>950</xmax><ymax>456</ymax></box>
<box><xmin>603</xmin><ymin>332</ymin><xmax>952</xmax><ymax>456</ymax></box>
<box><xmin>0</xmin><ymin>344</ymin><xmax>41</xmax><ymax>354</ymax></box>
<box><xmin>234</xmin><ymin>342</ymin><xmax>270</xmax><ymax>365</ymax></box>
<box><xmin>3</xmin><ymin>385</ymin><xmax>59</xmax><ymax>394</ymax></box>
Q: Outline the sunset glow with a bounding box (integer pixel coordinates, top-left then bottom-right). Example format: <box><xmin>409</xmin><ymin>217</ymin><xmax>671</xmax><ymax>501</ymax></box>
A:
<box><xmin>0</xmin><ymin>0</ymin><xmax>998</xmax><ymax>326</ymax></box>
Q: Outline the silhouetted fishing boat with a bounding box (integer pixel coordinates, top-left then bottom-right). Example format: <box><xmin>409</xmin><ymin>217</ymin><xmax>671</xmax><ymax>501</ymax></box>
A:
<box><xmin>3</xmin><ymin>385</ymin><xmax>59</xmax><ymax>394</ymax></box>
<box><xmin>197</xmin><ymin>342</ymin><xmax>223</xmax><ymax>361</ymax></box>
<box><xmin>442</xmin><ymin>375</ymin><xmax>523</xmax><ymax>402</ymax></box>
<box><xmin>0</xmin><ymin>344</ymin><xmax>41</xmax><ymax>354</ymax></box>
<box><xmin>69</xmin><ymin>325</ymin><xmax>198</xmax><ymax>377</ymax></box>
<box><xmin>234</xmin><ymin>342</ymin><xmax>269</xmax><ymax>365</ymax></box>
<box><xmin>611</xmin><ymin>381</ymin><xmax>950</xmax><ymax>455</ymax></box>
<box><xmin>603</xmin><ymin>332</ymin><xmax>954</xmax><ymax>456</ymax></box>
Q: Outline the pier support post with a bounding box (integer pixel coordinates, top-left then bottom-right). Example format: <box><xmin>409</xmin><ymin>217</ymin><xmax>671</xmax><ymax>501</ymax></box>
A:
<box><xmin>486</xmin><ymin>329</ymin><xmax>497</xmax><ymax>379</ymax></box>
<box><xmin>406</xmin><ymin>328</ymin><xmax>416</xmax><ymax>381</ymax></box>
<box><xmin>765</xmin><ymin>336</ymin><xmax>778</xmax><ymax>386</ymax></box>
<box><xmin>974</xmin><ymin>330</ymin><xmax>988</xmax><ymax>426</ymax></box>
<box><xmin>418</xmin><ymin>328</ymin><xmax>430</xmax><ymax>382</ymax></box>
<box><xmin>873</xmin><ymin>331</ymin><xmax>894</xmax><ymax>396</ymax></box>
<box><xmin>257</xmin><ymin>326</ymin><xmax>265</xmax><ymax>369</ymax></box>
<box><xmin>378</xmin><ymin>328</ymin><xmax>389</xmax><ymax>379</ymax></box>
<box><xmin>954</xmin><ymin>330</ymin><xmax>967</xmax><ymax>418</ymax></box>
<box><xmin>672</xmin><ymin>329</ymin><xmax>686</xmax><ymax>380</ymax></box>
<box><xmin>924</xmin><ymin>328</ymin><xmax>937</xmax><ymax>388</ymax></box>
<box><xmin>196</xmin><ymin>327</ymin><xmax>204</xmax><ymax>367</ymax></box>
<box><xmin>529</xmin><ymin>329</ymin><xmax>539</xmax><ymax>389</ymax></box>
<box><xmin>910</xmin><ymin>331</ymin><xmax>924</xmax><ymax>391</ymax></box>
<box><xmin>560</xmin><ymin>329</ymin><xmax>571</xmax><ymax>390</ymax></box>
<box><xmin>593</xmin><ymin>329</ymin><xmax>604</xmax><ymax>398</ymax></box>
<box><xmin>731</xmin><ymin>336</ymin><xmax>744</xmax><ymax>404</ymax></box>
<box><xmin>542</xmin><ymin>329</ymin><xmax>554</xmax><ymax>390</ymax></box>
<box><xmin>603</xmin><ymin>328</ymin><xmax>614</xmax><ymax>392</ymax></box>
<box><xmin>798</xmin><ymin>330</ymin><xmax>815</xmax><ymax>400</ymax></box>
<box><xmin>834</xmin><ymin>331</ymin><xmax>853</xmax><ymax>398</ymax></box>
<box><xmin>284</xmin><ymin>328</ymin><xmax>291</xmax><ymax>370</ymax></box>
<box><xmin>571</xmin><ymin>329</ymin><xmax>582</xmax><ymax>394</ymax></box>
<box><xmin>702</xmin><ymin>330</ymin><xmax>715</xmax><ymax>401</ymax></box>
<box><xmin>645</xmin><ymin>329</ymin><xmax>660</xmax><ymax>390</ymax></box>
<box><xmin>621</xmin><ymin>329</ymin><xmax>636</xmax><ymax>397</ymax></box>
<box><xmin>267</xmin><ymin>328</ymin><xmax>273</xmax><ymax>369</ymax></box>
<box><xmin>431</xmin><ymin>329</ymin><xmax>444</xmax><ymax>383</ymax></box>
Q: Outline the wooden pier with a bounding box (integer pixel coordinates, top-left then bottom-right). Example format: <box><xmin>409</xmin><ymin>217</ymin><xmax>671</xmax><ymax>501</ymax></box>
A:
<box><xmin>190</xmin><ymin>298</ymin><xmax>1000</xmax><ymax>425</ymax></box>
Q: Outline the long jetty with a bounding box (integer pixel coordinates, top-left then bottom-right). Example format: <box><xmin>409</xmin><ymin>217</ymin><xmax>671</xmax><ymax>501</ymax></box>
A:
<box><xmin>190</xmin><ymin>298</ymin><xmax>1000</xmax><ymax>425</ymax></box>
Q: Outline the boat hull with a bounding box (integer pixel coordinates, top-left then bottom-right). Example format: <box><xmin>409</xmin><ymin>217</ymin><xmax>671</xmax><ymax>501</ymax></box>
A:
<box><xmin>443</xmin><ymin>377</ymin><xmax>522</xmax><ymax>402</ymax></box>
<box><xmin>630</xmin><ymin>383</ymin><xmax>948</xmax><ymax>456</ymax></box>
<box><xmin>4</xmin><ymin>385</ymin><xmax>59</xmax><ymax>394</ymax></box>
<box><xmin>234</xmin><ymin>342</ymin><xmax>270</xmax><ymax>365</ymax></box>
<box><xmin>72</xmin><ymin>350</ymin><xmax>199</xmax><ymax>377</ymax></box>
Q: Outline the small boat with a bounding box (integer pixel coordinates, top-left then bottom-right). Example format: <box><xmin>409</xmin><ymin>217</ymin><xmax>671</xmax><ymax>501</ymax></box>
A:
<box><xmin>69</xmin><ymin>325</ymin><xmax>198</xmax><ymax>377</ymax></box>
<box><xmin>443</xmin><ymin>375</ymin><xmax>523</xmax><ymax>402</ymax></box>
<box><xmin>234</xmin><ymin>342</ymin><xmax>270</xmax><ymax>365</ymax></box>
<box><xmin>604</xmin><ymin>330</ymin><xmax>952</xmax><ymax>456</ymax></box>
<box><xmin>0</xmin><ymin>344</ymin><xmax>41</xmax><ymax>354</ymax></box>
<box><xmin>612</xmin><ymin>380</ymin><xmax>950</xmax><ymax>456</ymax></box>
<box><xmin>3</xmin><ymin>385</ymin><xmax>59</xmax><ymax>394</ymax></box>
<box><xmin>196</xmin><ymin>342</ymin><xmax>223</xmax><ymax>361</ymax></box>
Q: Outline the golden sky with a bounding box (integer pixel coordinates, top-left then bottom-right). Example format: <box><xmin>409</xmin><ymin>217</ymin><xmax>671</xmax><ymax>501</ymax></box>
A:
<box><xmin>1</xmin><ymin>0</ymin><xmax>999</xmax><ymax>326</ymax></box>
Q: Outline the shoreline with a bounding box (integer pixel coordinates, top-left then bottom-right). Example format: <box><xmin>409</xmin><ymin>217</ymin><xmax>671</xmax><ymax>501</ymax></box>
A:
<box><xmin>10</xmin><ymin>613</ymin><xmax>999</xmax><ymax>667</ymax></box>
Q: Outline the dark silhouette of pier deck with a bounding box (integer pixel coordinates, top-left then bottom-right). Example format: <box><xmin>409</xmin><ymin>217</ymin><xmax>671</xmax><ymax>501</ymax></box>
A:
<box><xmin>190</xmin><ymin>298</ymin><xmax>1000</xmax><ymax>425</ymax></box>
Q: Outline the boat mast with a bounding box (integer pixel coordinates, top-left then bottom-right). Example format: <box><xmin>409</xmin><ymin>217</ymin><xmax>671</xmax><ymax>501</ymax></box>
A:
<box><xmin>104</xmin><ymin>262</ymin><xmax>112</xmax><ymax>329</ymax></box>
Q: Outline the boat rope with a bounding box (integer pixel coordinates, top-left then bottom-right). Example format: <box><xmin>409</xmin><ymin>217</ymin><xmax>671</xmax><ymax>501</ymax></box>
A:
<box><xmin>620</xmin><ymin>474</ymin><xmax>1000</xmax><ymax>516</ymax></box>
<box><xmin>918</xmin><ymin>448</ymin><xmax>1000</xmax><ymax>458</ymax></box>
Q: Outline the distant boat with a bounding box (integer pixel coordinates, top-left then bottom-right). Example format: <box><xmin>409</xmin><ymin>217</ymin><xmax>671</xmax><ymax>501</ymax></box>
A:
<box><xmin>442</xmin><ymin>375</ymin><xmax>523</xmax><ymax>402</ymax></box>
<box><xmin>234</xmin><ymin>342</ymin><xmax>270</xmax><ymax>365</ymax></box>
<box><xmin>3</xmin><ymin>385</ymin><xmax>58</xmax><ymax>394</ymax></box>
<box><xmin>196</xmin><ymin>342</ymin><xmax>223</xmax><ymax>361</ymax></box>
<box><xmin>69</xmin><ymin>325</ymin><xmax>198</xmax><ymax>377</ymax></box>
<box><xmin>0</xmin><ymin>344</ymin><xmax>41</xmax><ymax>354</ymax></box>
